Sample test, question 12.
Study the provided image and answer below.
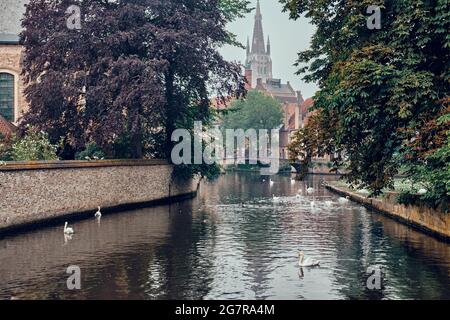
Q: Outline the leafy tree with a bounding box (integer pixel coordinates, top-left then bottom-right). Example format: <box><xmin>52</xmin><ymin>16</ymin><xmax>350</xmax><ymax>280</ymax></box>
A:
<box><xmin>222</xmin><ymin>90</ymin><xmax>284</xmax><ymax>130</ymax></box>
<box><xmin>10</xmin><ymin>130</ymin><xmax>59</xmax><ymax>161</ymax></box>
<box><xmin>20</xmin><ymin>0</ymin><xmax>247</xmax><ymax>160</ymax></box>
<box><xmin>283</xmin><ymin>0</ymin><xmax>449</xmax><ymax>205</ymax></box>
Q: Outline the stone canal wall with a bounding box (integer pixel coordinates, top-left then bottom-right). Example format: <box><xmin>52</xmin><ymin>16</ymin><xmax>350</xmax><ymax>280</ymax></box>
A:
<box><xmin>0</xmin><ymin>160</ymin><xmax>200</xmax><ymax>233</ymax></box>
<box><xmin>325</xmin><ymin>182</ymin><xmax>450</xmax><ymax>241</ymax></box>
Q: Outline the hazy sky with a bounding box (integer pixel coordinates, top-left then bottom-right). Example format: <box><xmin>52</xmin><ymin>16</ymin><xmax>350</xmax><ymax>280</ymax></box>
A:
<box><xmin>220</xmin><ymin>0</ymin><xmax>318</xmax><ymax>98</ymax></box>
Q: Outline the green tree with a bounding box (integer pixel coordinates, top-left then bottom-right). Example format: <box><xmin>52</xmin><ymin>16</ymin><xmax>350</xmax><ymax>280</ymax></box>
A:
<box><xmin>222</xmin><ymin>90</ymin><xmax>284</xmax><ymax>130</ymax></box>
<box><xmin>11</xmin><ymin>130</ymin><xmax>59</xmax><ymax>161</ymax></box>
<box><xmin>283</xmin><ymin>0</ymin><xmax>449</xmax><ymax>206</ymax></box>
<box><xmin>21</xmin><ymin>0</ymin><xmax>248</xmax><ymax>160</ymax></box>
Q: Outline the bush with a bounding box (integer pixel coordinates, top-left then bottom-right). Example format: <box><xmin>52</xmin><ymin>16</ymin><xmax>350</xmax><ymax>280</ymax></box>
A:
<box><xmin>0</xmin><ymin>133</ymin><xmax>13</xmax><ymax>161</ymax></box>
<box><xmin>75</xmin><ymin>143</ymin><xmax>106</xmax><ymax>160</ymax></box>
<box><xmin>11</xmin><ymin>130</ymin><xmax>59</xmax><ymax>161</ymax></box>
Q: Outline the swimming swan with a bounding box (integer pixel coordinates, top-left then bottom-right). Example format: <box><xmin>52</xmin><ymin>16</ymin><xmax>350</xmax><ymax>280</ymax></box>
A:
<box><xmin>338</xmin><ymin>196</ymin><xmax>350</xmax><ymax>204</ymax></box>
<box><xmin>64</xmin><ymin>222</ymin><xmax>74</xmax><ymax>235</ymax></box>
<box><xmin>298</xmin><ymin>251</ymin><xmax>320</xmax><ymax>267</ymax></box>
<box><xmin>306</xmin><ymin>187</ymin><xmax>314</xmax><ymax>195</ymax></box>
<box><xmin>95</xmin><ymin>206</ymin><xmax>102</xmax><ymax>218</ymax></box>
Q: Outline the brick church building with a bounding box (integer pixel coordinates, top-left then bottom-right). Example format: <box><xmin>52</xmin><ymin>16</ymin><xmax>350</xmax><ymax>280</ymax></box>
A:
<box><xmin>244</xmin><ymin>0</ymin><xmax>313</xmax><ymax>160</ymax></box>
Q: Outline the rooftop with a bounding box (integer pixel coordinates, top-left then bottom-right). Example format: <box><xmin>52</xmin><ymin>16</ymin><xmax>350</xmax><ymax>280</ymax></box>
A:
<box><xmin>256</xmin><ymin>78</ymin><xmax>302</xmax><ymax>104</ymax></box>
<box><xmin>0</xmin><ymin>33</ymin><xmax>20</xmax><ymax>44</ymax></box>
<box><xmin>0</xmin><ymin>114</ymin><xmax>17</xmax><ymax>139</ymax></box>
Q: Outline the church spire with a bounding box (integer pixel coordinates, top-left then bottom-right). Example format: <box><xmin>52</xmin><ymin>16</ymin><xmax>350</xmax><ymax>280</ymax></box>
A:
<box><xmin>267</xmin><ymin>36</ymin><xmax>271</xmax><ymax>55</ymax></box>
<box><xmin>251</xmin><ymin>0</ymin><xmax>266</xmax><ymax>54</ymax></box>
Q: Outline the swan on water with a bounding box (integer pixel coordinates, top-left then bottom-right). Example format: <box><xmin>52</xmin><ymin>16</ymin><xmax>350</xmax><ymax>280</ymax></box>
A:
<box><xmin>338</xmin><ymin>196</ymin><xmax>350</xmax><ymax>204</ymax></box>
<box><xmin>95</xmin><ymin>206</ymin><xmax>102</xmax><ymax>218</ymax></box>
<box><xmin>272</xmin><ymin>195</ymin><xmax>280</xmax><ymax>202</ymax></box>
<box><xmin>64</xmin><ymin>222</ymin><xmax>74</xmax><ymax>235</ymax></box>
<box><xmin>418</xmin><ymin>188</ymin><xmax>428</xmax><ymax>195</ymax></box>
<box><xmin>306</xmin><ymin>187</ymin><xmax>314</xmax><ymax>195</ymax></box>
<box><xmin>298</xmin><ymin>251</ymin><xmax>320</xmax><ymax>267</ymax></box>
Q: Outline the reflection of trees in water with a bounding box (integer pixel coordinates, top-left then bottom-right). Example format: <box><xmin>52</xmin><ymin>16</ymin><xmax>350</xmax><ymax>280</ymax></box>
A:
<box><xmin>329</xmin><ymin>205</ymin><xmax>378</xmax><ymax>299</ymax></box>
<box><xmin>331</xmin><ymin>207</ymin><xmax>450</xmax><ymax>300</ymax></box>
<box><xmin>371</xmin><ymin>215</ymin><xmax>450</xmax><ymax>299</ymax></box>
<box><xmin>144</xmin><ymin>200</ymin><xmax>217</xmax><ymax>299</ymax></box>
<box><xmin>1</xmin><ymin>173</ymin><xmax>449</xmax><ymax>300</ymax></box>
<box><xmin>200</xmin><ymin>173</ymin><xmax>285</xmax><ymax>299</ymax></box>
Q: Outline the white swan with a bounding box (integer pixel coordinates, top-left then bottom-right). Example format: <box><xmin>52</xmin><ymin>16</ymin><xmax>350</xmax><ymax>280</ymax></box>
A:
<box><xmin>306</xmin><ymin>187</ymin><xmax>314</xmax><ymax>195</ymax></box>
<box><xmin>338</xmin><ymin>196</ymin><xmax>350</xmax><ymax>204</ymax></box>
<box><xmin>272</xmin><ymin>195</ymin><xmax>280</xmax><ymax>202</ymax></box>
<box><xmin>64</xmin><ymin>222</ymin><xmax>74</xmax><ymax>235</ymax></box>
<box><xmin>418</xmin><ymin>188</ymin><xmax>428</xmax><ymax>195</ymax></box>
<box><xmin>95</xmin><ymin>206</ymin><xmax>102</xmax><ymax>218</ymax></box>
<box><xmin>298</xmin><ymin>251</ymin><xmax>320</xmax><ymax>267</ymax></box>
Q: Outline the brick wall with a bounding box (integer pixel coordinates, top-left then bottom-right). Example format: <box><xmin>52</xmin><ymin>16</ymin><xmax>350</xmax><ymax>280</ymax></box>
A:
<box><xmin>0</xmin><ymin>160</ymin><xmax>200</xmax><ymax>232</ymax></box>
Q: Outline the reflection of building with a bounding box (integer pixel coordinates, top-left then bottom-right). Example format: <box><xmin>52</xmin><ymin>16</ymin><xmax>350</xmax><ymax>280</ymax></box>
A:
<box><xmin>0</xmin><ymin>0</ymin><xmax>29</xmax><ymax>125</ymax></box>
<box><xmin>245</xmin><ymin>1</ymin><xmax>312</xmax><ymax>160</ymax></box>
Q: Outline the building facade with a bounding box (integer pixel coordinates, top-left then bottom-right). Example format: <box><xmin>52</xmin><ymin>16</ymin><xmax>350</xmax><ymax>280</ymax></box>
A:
<box><xmin>0</xmin><ymin>0</ymin><xmax>28</xmax><ymax>125</ymax></box>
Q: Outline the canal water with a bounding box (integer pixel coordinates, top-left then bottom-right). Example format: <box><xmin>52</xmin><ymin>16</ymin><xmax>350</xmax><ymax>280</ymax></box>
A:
<box><xmin>0</xmin><ymin>173</ymin><xmax>449</xmax><ymax>300</ymax></box>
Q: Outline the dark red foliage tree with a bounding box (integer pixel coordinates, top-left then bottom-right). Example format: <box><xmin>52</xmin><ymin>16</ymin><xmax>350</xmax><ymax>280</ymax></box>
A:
<box><xmin>20</xmin><ymin>0</ymin><xmax>246</xmax><ymax>159</ymax></box>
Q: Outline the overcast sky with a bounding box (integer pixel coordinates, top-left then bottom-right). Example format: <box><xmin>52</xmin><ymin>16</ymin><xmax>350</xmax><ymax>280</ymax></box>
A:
<box><xmin>220</xmin><ymin>0</ymin><xmax>318</xmax><ymax>99</ymax></box>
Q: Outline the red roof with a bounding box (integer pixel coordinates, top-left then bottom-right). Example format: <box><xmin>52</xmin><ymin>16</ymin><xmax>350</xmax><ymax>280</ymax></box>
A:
<box><xmin>301</xmin><ymin>98</ymin><xmax>314</xmax><ymax>114</ymax></box>
<box><xmin>0</xmin><ymin>115</ymin><xmax>17</xmax><ymax>139</ymax></box>
<box><xmin>210</xmin><ymin>97</ymin><xmax>234</xmax><ymax>110</ymax></box>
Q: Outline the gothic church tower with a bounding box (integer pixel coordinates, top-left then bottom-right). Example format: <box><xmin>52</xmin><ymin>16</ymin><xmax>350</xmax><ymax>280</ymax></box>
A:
<box><xmin>245</xmin><ymin>0</ymin><xmax>272</xmax><ymax>88</ymax></box>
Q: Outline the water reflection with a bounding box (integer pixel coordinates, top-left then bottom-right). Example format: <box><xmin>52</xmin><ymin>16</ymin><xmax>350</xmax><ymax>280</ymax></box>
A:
<box><xmin>0</xmin><ymin>173</ymin><xmax>448</xmax><ymax>300</ymax></box>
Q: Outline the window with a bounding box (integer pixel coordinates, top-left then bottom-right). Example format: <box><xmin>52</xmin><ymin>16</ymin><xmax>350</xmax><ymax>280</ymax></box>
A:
<box><xmin>0</xmin><ymin>73</ymin><xmax>15</xmax><ymax>122</ymax></box>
